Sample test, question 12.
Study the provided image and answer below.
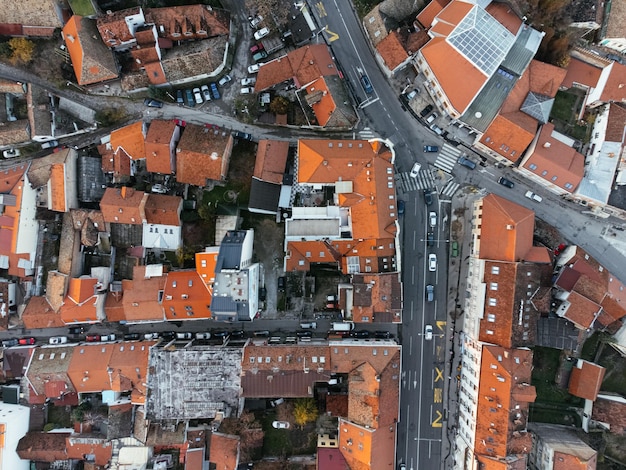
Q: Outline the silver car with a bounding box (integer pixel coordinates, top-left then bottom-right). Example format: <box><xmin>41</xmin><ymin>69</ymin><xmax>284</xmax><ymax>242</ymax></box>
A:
<box><xmin>428</xmin><ymin>253</ymin><xmax>437</xmax><ymax>272</ymax></box>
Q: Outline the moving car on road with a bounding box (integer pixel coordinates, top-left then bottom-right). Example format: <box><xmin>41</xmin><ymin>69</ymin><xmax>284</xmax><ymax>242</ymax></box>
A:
<box><xmin>458</xmin><ymin>155</ymin><xmax>476</xmax><ymax>169</ymax></box>
<box><xmin>429</xmin><ymin>211</ymin><xmax>437</xmax><ymax>228</ymax></box>
<box><xmin>498</xmin><ymin>176</ymin><xmax>515</xmax><ymax>188</ymax></box>
<box><xmin>525</xmin><ymin>191</ymin><xmax>542</xmax><ymax>202</ymax></box>
<box><xmin>428</xmin><ymin>253</ymin><xmax>437</xmax><ymax>272</ymax></box>
<box><xmin>426</xmin><ymin>285</ymin><xmax>435</xmax><ymax>302</ymax></box>
<box><xmin>423</xmin><ymin>145</ymin><xmax>439</xmax><ymax>152</ymax></box>
<box><xmin>410</xmin><ymin>162</ymin><xmax>421</xmax><ymax>178</ymax></box>
<box><xmin>424</xmin><ymin>325</ymin><xmax>433</xmax><ymax>340</ymax></box>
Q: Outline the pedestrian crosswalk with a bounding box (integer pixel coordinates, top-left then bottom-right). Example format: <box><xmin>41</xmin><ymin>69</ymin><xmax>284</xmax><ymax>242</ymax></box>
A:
<box><xmin>358</xmin><ymin>127</ymin><xmax>377</xmax><ymax>140</ymax></box>
<box><xmin>397</xmin><ymin>169</ymin><xmax>437</xmax><ymax>193</ymax></box>
<box><xmin>434</xmin><ymin>144</ymin><xmax>462</xmax><ymax>173</ymax></box>
<box><xmin>441</xmin><ymin>180</ymin><xmax>460</xmax><ymax>198</ymax></box>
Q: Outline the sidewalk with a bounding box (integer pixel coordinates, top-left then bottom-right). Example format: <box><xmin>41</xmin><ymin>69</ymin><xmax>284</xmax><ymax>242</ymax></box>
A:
<box><xmin>440</xmin><ymin>187</ymin><xmax>480</xmax><ymax>469</ymax></box>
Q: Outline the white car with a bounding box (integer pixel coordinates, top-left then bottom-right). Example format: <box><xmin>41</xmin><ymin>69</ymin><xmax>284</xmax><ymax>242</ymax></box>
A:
<box><xmin>101</xmin><ymin>334</ymin><xmax>116</xmax><ymax>342</ymax></box>
<box><xmin>254</xmin><ymin>27</ymin><xmax>270</xmax><ymax>40</ymax></box>
<box><xmin>144</xmin><ymin>333</ymin><xmax>159</xmax><ymax>340</ymax></box>
<box><xmin>195</xmin><ymin>332</ymin><xmax>211</xmax><ymax>340</ymax></box>
<box><xmin>192</xmin><ymin>87</ymin><xmax>203</xmax><ymax>104</ymax></box>
<box><xmin>272</xmin><ymin>421</ymin><xmax>290</xmax><ymax>429</ymax></box>
<box><xmin>241</xmin><ymin>77</ymin><xmax>256</xmax><ymax>86</ymax></box>
<box><xmin>151</xmin><ymin>184</ymin><xmax>167</xmax><ymax>194</ymax></box>
<box><xmin>201</xmin><ymin>84</ymin><xmax>211</xmax><ymax>101</ymax></box>
<box><xmin>409</xmin><ymin>162</ymin><xmax>421</xmax><ymax>178</ymax></box>
<box><xmin>218</xmin><ymin>74</ymin><xmax>232</xmax><ymax>87</ymax></box>
<box><xmin>424</xmin><ymin>325</ymin><xmax>433</xmax><ymax>341</ymax></box>
<box><xmin>248</xmin><ymin>64</ymin><xmax>260</xmax><ymax>74</ymax></box>
<box><xmin>49</xmin><ymin>336</ymin><xmax>68</xmax><ymax>344</ymax></box>
<box><xmin>249</xmin><ymin>15</ymin><xmax>263</xmax><ymax>28</ymax></box>
<box><xmin>240</xmin><ymin>87</ymin><xmax>254</xmax><ymax>94</ymax></box>
<box><xmin>3</xmin><ymin>148</ymin><xmax>20</xmax><ymax>158</ymax></box>
<box><xmin>525</xmin><ymin>191</ymin><xmax>543</xmax><ymax>203</ymax></box>
<box><xmin>429</xmin><ymin>211</ymin><xmax>437</xmax><ymax>228</ymax></box>
<box><xmin>428</xmin><ymin>253</ymin><xmax>437</xmax><ymax>272</ymax></box>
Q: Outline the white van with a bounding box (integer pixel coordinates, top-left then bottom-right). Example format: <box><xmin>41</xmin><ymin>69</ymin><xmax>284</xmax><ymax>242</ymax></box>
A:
<box><xmin>525</xmin><ymin>191</ymin><xmax>543</xmax><ymax>203</ymax></box>
<box><xmin>331</xmin><ymin>322</ymin><xmax>354</xmax><ymax>332</ymax></box>
<box><xmin>41</xmin><ymin>140</ymin><xmax>58</xmax><ymax>149</ymax></box>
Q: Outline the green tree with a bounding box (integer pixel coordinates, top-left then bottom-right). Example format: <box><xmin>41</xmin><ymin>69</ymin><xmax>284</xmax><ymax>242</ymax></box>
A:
<box><xmin>8</xmin><ymin>38</ymin><xmax>35</xmax><ymax>64</ymax></box>
<box><xmin>293</xmin><ymin>398</ymin><xmax>318</xmax><ymax>428</ymax></box>
<box><xmin>269</xmin><ymin>96</ymin><xmax>289</xmax><ymax>115</ymax></box>
<box><xmin>95</xmin><ymin>107</ymin><xmax>128</xmax><ymax>127</ymax></box>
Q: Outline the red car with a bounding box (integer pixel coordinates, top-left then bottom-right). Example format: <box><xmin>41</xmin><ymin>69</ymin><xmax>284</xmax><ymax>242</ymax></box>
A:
<box><xmin>18</xmin><ymin>337</ymin><xmax>36</xmax><ymax>345</ymax></box>
<box><xmin>173</xmin><ymin>119</ymin><xmax>186</xmax><ymax>127</ymax></box>
<box><xmin>250</xmin><ymin>43</ymin><xmax>264</xmax><ymax>54</ymax></box>
<box><xmin>86</xmin><ymin>334</ymin><xmax>101</xmax><ymax>342</ymax></box>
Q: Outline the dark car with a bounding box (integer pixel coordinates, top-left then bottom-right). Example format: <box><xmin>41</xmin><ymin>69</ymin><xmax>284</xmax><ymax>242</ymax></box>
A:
<box><xmin>424</xmin><ymin>190</ymin><xmax>434</xmax><ymax>206</ymax></box>
<box><xmin>143</xmin><ymin>98</ymin><xmax>164</xmax><ymax>108</ymax></box>
<box><xmin>18</xmin><ymin>337</ymin><xmax>36</xmax><ymax>345</ymax></box>
<box><xmin>374</xmin><ymin>331</ymin><xmax>392</xmax><ymax>339</ymax></box>
<box><xmin>423</xmin><ymin>145</ymin><xmax>439</xmax><ymax>153</ymax></box>
<box><xmin>252</xmin><ymin>50</ymin><xmax>268</xmax><ymax>62</ymax></box>
<box><xmin>498</xmin><ymin>177</ymin><xmax>515</xmax><ymax>188</ymax></box>
<box><xmin>160</xmin><ymin>331</ymin><xmax>176</xmax><ymax>340</ymax></box>
<box><xmin>426</xmin><ymin>284</ymin><xmax>435</xmax><ymax>302</ymax></box>
<box><xmin>427</xmin><ymin>232</ymin><xmax>435</xmax><ymax>247</ymax></box>
<box><xmin>458</xmin><ymin>155</ymin><xmax>476</xmax><ymax>170</ymax></box>
<box><xmin>184</xmin><ymin>89</ymin><xmax>195</xmax><ymax>107</ymax></box>
<box><xmin>176</xmin><ymin>89</ymin><xmax>184</xmax><ymax>104</ymax></box>
<box><xmin>230</xmin><ymin>330</ymin><xmax>245</xmax><ymax>339</ymax></box>
<box><xmin>351</xmin><ymin>330</ymin><xmax>370</xmax><ymax>338</ymax></box>
<box><xmin>68</xmin><ymin>326</ymin><xmax>84</xmax><ymax>335</ymax></box>
<box><xmin>210</xmin><ymin>83</ymin><xmax>221</xmax><ymax>100</ymax></box>
<box><xmin>213</xmin><ymin>330</ymin><xmax>230</xmax><ymax>338</ymax></box>
<box><xmin>360</xmin><ymin>74</ymin><xmax>373</xmax><ymax>94</ymax></box>
<box><xmin>2</xmin><ymin>339</ymin><xmax>18</xmax><ymax>347</ymax></box>
<box><xmin>233</xmin><ymin>131</ymin><xmax>253</xmax><ymax>141</ymax></box>
<box><xmin>277</xmin><ymin>276</ymin><xmax>286</xmax><ymax>292</ymax></box>
<box><xmin>397</xmin><ymin>200</ymin><xmax>405</xmax><ymax>215</ymax></box>
<box><xmin>124</xmin><ymin>333</ymin><xmax>141</xmax><ymax>341</ymax></box>
<box><xmin>258</xmin><ymin>287</ymin><xmax>267</xmax><ymax>301</ymax></box>
<box><xmin>86</xmin><ymin>334</ymin><xmax>101</xmax><ymax>342</ymax></box>
<box><xmin>296</xmin><ymin>330</ymin><xmax>313</xmax><ymax>338</ymax></box>
<box><xmin>420</xmin><ymin>104</ymin><xmax>434</xmax><ymax>117</ymax></box>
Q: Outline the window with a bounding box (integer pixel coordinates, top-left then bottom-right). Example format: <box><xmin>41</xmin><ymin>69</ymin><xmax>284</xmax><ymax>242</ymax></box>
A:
<box><xmin>486</xmin><ymin>329</ymin><xmax>494</xmax><ymax>335</ymax></box>
<box><xmin>265</xmin><ymin>357</ymin><xmax>270</xmax><ymax>363</ymax></box>
<box><xmin>541</xmin><ymin>170</ymin><xmax>548</xmax><ymax>176</ymax></box>
<box><xmin>250</xmin><ymin>357</ymin><xmax>255</xmax><ymax>363</ymax></box>
<box><xmin>489</xmin><ymin>298</ymin><xmax>497</xmax><ymax>306</ymax></box>
<box><xmin>551</xmin><ymin>175</ymin><xmax>558</xmax><ymax>181</ymax></box>
<box><xmin>565</xmin><ymin>182</ymin><xmax>573</xmax><ymax>189</ymax></box>
<box><xmin>487</xmin><ymin>313</ymin><xmax>496</xmax><ymax>322</ymax></box>
<box><xmin>491</xmin><ymin>266</ymin><xmax>500</xmax><ymax>275</ymax></box>
<box><xmin>490</xmin><ymin>282</ymin><xmax>498</xmax><ymax>290</ymax></box>
<box><xmin>529</xmin><ymin>163</ymin><xmax>537</xmax><ymax>170</ymax></box>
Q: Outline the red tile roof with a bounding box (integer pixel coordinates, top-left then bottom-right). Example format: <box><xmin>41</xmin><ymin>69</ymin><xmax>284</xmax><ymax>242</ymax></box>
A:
<box><xmin>253</xmin><ymin>139</ymin><xmax>289</xmax><ymax>184</ymax></box>
<box><xmin>17</xmin><ymin>432</ymin><xmax>70</xmax><ymax>462</ymax></box>
<box><xmin>208</xmin><ymin>433</ymin><xmax>239</xmax><ymax>470</ymax></box>
<box><xmin>21</xmin><ymin>296</ymin><xmax>66</xmax><ymax>329</ymax></box>
<box><xmin>568</xmin><ymin>360</ymin><xmax>605</xmax><ymax>400</ymax></box>
<box><xmin>562</xmin><ymin>57</ymin><xmax>604</xmax><ymax>89</ymax></box>
<box><xmin>110</xmin><ymin>121</ymin><xmax>146</xmax><ymax>161</ymax></box>
<box><xmin>144</xmin><ymin>194</ymin><xmax>182</xmax><ymax>226</ymax></box>
<box><xmin>350</xmin><ymin>273</ymin><xmax>402</xmax><ymax>323</ymax></box>
<box><xmin>145</xmin><ymin>119</ymin><xmax>178</xmax><ymax>174</ymax></box>
<box><xmin>600</xmin><ymin>61</ymin><xmax>626</xmax><ymax>102</ymax></box>
<box><xmin>317</xmin><ymin>448</ymin><xmax>349</xmax><ymax>470</ymax></box>
<box><xmin>121</xmin><ymin>265</ymin><xmax>167</xmax><ymax>322</ymax></box>
<box><xmin>416</xmin><ymin>0</ymin><xmax>450</xmax><ymax>28</ymax></box>
<box><xmin>162</xmin><ymin>270</ymin><xmax>212</xmax><ymax>321</ymax></box>
<box><xmin>100</xmin><ymin>187</ymin><xmax>148</xmax><ymax>224</ymax></box>
<box><xmin>66</xmin><ymin>435</ymin><xmax>112</xmax><ymax>466</ymax></box>
<box><xmin>176</xmin><ymin>124</ymin><xmax>234</xmax><ymax>186</ymax></box>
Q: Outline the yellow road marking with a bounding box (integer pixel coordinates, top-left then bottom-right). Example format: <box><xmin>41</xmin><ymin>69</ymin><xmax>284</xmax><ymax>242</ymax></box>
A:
<box><xmin>432</xmin><ymin>410</ymin><xmax>443</xmax><ymax>427</ymax></box>
<box><xmin>325</xmin><ymin>28</ymin><xmax>339</xmax><ymax>42</ymax></box>
<box><xmin>434</xmin><ymin>388</ymin><xmax>442</xmax><ymax>403</ymax></box>
<box><xmin>434</xmin><ymin>367</ymin><xmax>444</xmax><ymax>382</ymax></box>
<box><xmin>315</xmin><ymin>2</ymin><xmax>327</xmax><ymax>17</ymax></box>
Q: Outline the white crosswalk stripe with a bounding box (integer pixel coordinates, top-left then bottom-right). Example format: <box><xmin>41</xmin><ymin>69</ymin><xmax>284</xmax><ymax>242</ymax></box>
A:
<box><xmin>397</xmin><ymin>170</ymin><xmax>437</xmax><ymax>193</ymax></box>
<box><xmin>358</xmin><ymin>127</ymin><xmax>377</xmax><ymax>140</ymax></box>
<box><xmin>434</xmin><ymin>144</ymin><xmax>462</xmax><ymax>173</ymax></box>
<box><xmin>440</xmin><ymin>181</ymin><xmax>460</xmax><ymax>198</ymax></box>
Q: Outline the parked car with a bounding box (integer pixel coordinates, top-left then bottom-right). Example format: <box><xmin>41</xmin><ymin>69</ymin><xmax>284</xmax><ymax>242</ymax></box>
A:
<box><xmin>299</xmin><ymin>322</ymin><xmax>317</xmax><ymax>329</ymax></box>
<box><xmin>270</xmin><ymin>398</ymin><xmax>284</xmax><ymax>407</ymax></box>
<box><xmin>498</xmin><ymin>177</ymin><xmax>515</xmax><ymax>189</ymax></box>
<box><xmin>249</xmin><ymin>15</ymin><xmax>263</xmax><ymax>28</ymax></box>
<box><xmin>241</xmin><ymin>77</ymin><xmax>256</xmax><ymax>86</ymax></box>
<box><xmin>350</xmin><ymin>330</ymin><xmax>370</xmax><ymax>338</ymax></box>
<box><xmin>254</xmin><ymin>27</ymin><xmax>270</xmax><ymax>40</ymax></box>
<box><xmin>451</xmin><ymin>240</ymin><xmax>459</xmax><ymax>257</ymax></box>
<box><xmin>218</xmin><ymin>74</ymin><xmax>232</xmax><ymax>87</ymax></box>
<box><xmin>18</xmin><ymin>337</ymin><xmax>36</xmax><ymax>345</ymax></box>
<box><xmin>192</xmin><ymin>87</ymin><xmax>203</xmax><ymax>105</ymax></box>
<box><xmin>240</xmin><ymin>87</ymin><xmax>254</xmax><ymax>94</ymax></box>
<box><xmin>230</xmin><ymin>330</ymin><xmax>245</xmax><ymax>339</ymax></box>
<box><xmin>2</xmin><ymin>339</ymin><xmax>18</xmax><ymax>347</ymax></box>
<box><xmin>253</xmin><ymin>330</ymin><xmax>270</xmax><ymax>337</ymax></box>
<box><xmin>248</xmin><ymin>64</ymin><xmax>261</xmax><ymax>74</ymax></box>
<box><xmin>428</xmin><ymin>253</ymin><xmax>437</xmax><ymax>272</ymax></box>
<box><xmin>41</xmin><ymin>140</ymin><xmax>59</xmax><ymax>149</ymax></box>
<box><xmin>68</xmin><ymin>326</ymin><xmax>84</xmax><ymax>335</ymax></box>
<box><xmin>374</xmin><ymin>331</ymin><xmax>392</xmax><ymax>339</ymax></box>
<box><xmin>410</xmin><ymin>162</ymin><xmax>421</xmax><ymax>178</ymax></box>
<box><xmin>143</xmin><ymin>98</ymin><xmax>163</xmax><ymax>108</ymax></box>
<box><xmin>429</xmin><ymin>211</ymin><xmax>437</xmax><ymax>228</ymax></box>
<box><xmin>195</xmin><ymin>332</ymin><xmax>211</xmax><ymax>340</ymax></box>
<box><xmin>250</xmin><ymin>43</ymin><xmax>264</xmax><ymax>54</ymax></box>
<box><xmin>272</xmin><ymin>421</ymin><xmax>290</xmax><ymax>429</ymax></box>
<box><xmin>398</xmin><ymin>200</ymin><xmax>405</xmax><ymax>215</ymax></box>
<box><xmin>124</xmin><ymin>333</ymin><xmax>140</xmax><ymax>341</ymax></box>
<box><xmin>176</xmin><ymin>89</ymin><xmax>184</xmax><ymax>104</ymax></box>
<box><xmin>406</xmin><ymin>89</ymin><xmax>419</xmax><ymax>100</ymax></box>
<box><xmin>252</xmin><ymin>50</ymin><xmax>268</xmax><ymax>62</ymax></box>
<box><xmin>86</xmin><ymin>334</ymin><xmax>101</xmax><ymax>342</ymax></box>
<box><xmin>173</xmin><ymin>118</ymin><xmax>187</xmax><ymax>127</ymax></box>
<box><xmin>184</xmin><ymin>89</ymin><xmax>194</xmax><ymax>107</ymax></box>
<box><xmin>201</xmin><ymin>84</ymin><xmax>211</xmax><ymax>101</ymax></box>
<box><xmin>176</xmin><ymin>332</ymin><xmax>193</xmax><ymax>340</ymax></box>
<box><xmin>101</xmin><ymin>334</ymin><xmax>116</xmax><ymax>342</ymax></box>
<box><xmin>277</xmin><ymin>276</ymin><xmax>286</xmax><ymax>292</ymax></box>
<box><xmin>458</xmin><ymin>155</ymin><xmax>476</xmax><ymax>169</ymax></box>
<box><xmin>144</xmin><ymin>333</ymin><xmax>159</xmax><ymax>340</ymax></box>
<box><xmin>525</xmin><ymin>191</ymin><xmax>543</xmax><ymax>202</ymax></box>
<box><xmin>426</xmin><ymin>285</ymin><xmax>435</xmax><ymax>302</ymax></box>
<box><xmin>212</xmin><ymin>330</ymin><xmax>230</xmax><ymax>338</ymax></box>
<box><xmin>420</xmin><ymin>105</ymin><xmax>433</xmax><ymax>117</ymax></box>
<box><xmin>160</xmin><ymin>331</ymin><xmax>176</xmax><ymax>340</ymax></box>
<box><xmin>3</xmin><ymin>148</ymin><xmax>20</xmax><ymax>158</ymax></box>
<box><xmin>360</xmin><ymin>74</ymin><xmax>373</xmax><ymax>94</ymax></box>
<box><xmin>423</xmin><ymin>145</ymin><xmax>439</xmax><ymax>153</ymax></box>
<box><xmin>151</xmin><ymin>184</ymin><xmax>167</xmax><ymax>194</ymax></box>
<box><xmin>296</xmin><ymin>330</ymin><xmax>313</xmax><ymax>338</ymax></box>
<box><xmin>424</xmin><ymin>325</ymin><xmax>433</xmax><ymax>340</ymax></box>
<box><xmin>430</xmin><ymin>124</ymin><xmax>444</xmax><ymax>135</ymax></box>
<box><xmin>49</xmin><ymin>336</ymin><xmax>68</xmax><ymax>344</ymax></box>
<box><xmin>210</xmin><ymin>83</ymin><xmax>221</xmax><ymax>100</ymax></box>
<box><xmin>426</xmin><ymin>113</ymin><xmax>438</xmax><ymax>124</ymax></box>
<box><xmin>232</xmin><ymin>131</ymin><xmax>252</xmax><ymax>140</ymax></box>
<box><xmin>424</xmin><ymin>190</ymin><xmax>433</xmax><ymax>206</ymax></box>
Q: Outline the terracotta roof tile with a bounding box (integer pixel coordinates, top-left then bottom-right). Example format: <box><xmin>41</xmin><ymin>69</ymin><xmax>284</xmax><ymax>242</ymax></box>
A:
<box><xmin>376</xmin><ymin>30</ymin><xmax>409</xmax><ymax>71</ymax></box>
<box><xmin>145</xmin><ymin>119</ymin><xmax>178</xmax><ymax>174</ymax></box>
<box><xmin>600</xmin><ymin>61</ymin><xmax>626</xmax><ymax>102</ymax></box>
<box><xmin>562</xmin><ymin>56</ymin><xmax>603</xmax><ymax>89</ymax></box>
<box><xmin>21</xmin><ymin>296</ymin><xmax>66</xmax><ymax>329</ymax></box>
<box><xmin>176</xmin><ymin>123</ymin><xmax>233</xmax><ymax>186</ymax></box>
<box><xmin>96</xmin><ymin>7</ymin><xmax>139</xmax><ymax>46</ymax></box>
<box><xmin>253</xmin><ymin>139</ymin><xmax>289</xmax><ymax>183</ymax></box>
<box><xmin>195</xmin><ymin>248</ymin><xmax>219</xmax><ymax>288</ymax></box>
<box><xmin>208</xmin><ymin>433</ymin><xmax>239</xmax><ymax>470</ymax></box>
<box><xmin>144</xmin><ymin>194</ymin><xmax>182</xmax><ymax>226</ymax></box>
<box><xmin>25</xmin><ymin>345</ymin><xmax>75</xmax><ymax>398</ymax></box>
<box><xmin>416</xmin><ymin>0</ymin><xmax>450</xmax><ymax>28</ymax></box>
<box><xmin>521</xmin><ymin>123</ymin><xmax>585</xmax><ymax>192</ymax></box>
<box><xmin>109</xmin><ymin>340</ymin><xmax>155</xmax><ymax>404</ymax></box>
<box><xmin>110</xmin><ymin>121</ymin><xmax>146</xmax><ymax>161</ymax></box>
<box><xmin>145</xmin><ymin>5</ymin><xmax>230</xmax><ymax>41</ymax></box>
<box><xmin>66</xmin><ymin>436</ymin><xmax>112</xmax><ymax>466</ymax></box>
<box><xmin>568</xmin><ymin>359</ymin><xmax>605</xmax><ymax>400</ymax></box>
<box><xmin>100</xmin><ymin>187</ymin><xmax>147</xmax><ymax>224</ymax></box>
<box><xmin>63</xmin><ymin>16</ymin><xmax>118</xmax><ymax>86</ymax></box>
<box><xmin>17</xmin><ymin>432</ymin><xmax>69</xmax><ymax>462</ymax></box>
<box><xmin>591</xmin><ymin>396</ymin><xmax>626</xmax><ymax>434</ymax></box>
<box><xmin>122</xmin><ymin>265</ymin><xmax>166</xmax><ymax>322</ymax></box>
<box><xmin>350</xmin><ymin>273</ymin><xmax>402</xmax><ymax>323</ymax></box>
<box><xmin>162</xmin><ymin>270</ymin><xmax>212</xmax><ymax>320</ymax></box>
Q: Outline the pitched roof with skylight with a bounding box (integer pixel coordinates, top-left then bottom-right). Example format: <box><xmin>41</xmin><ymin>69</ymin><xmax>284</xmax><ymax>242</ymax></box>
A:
<box><xmin>448</xmin><ymin>5</ymin><xmax>515</xmax><ymax>77</ymax></box>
